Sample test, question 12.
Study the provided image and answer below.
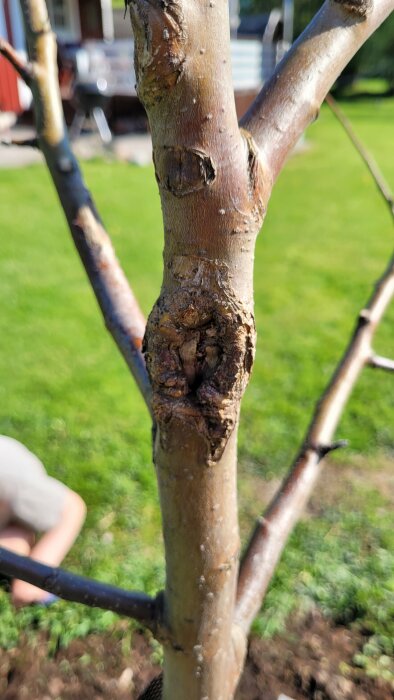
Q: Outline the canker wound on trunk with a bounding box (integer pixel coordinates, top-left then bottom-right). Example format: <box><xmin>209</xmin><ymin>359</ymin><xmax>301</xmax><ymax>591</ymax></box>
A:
<box><xmin>144</xmin><ymin>257</ymin><xmax>255</xmax><ymax>463</ymax></box>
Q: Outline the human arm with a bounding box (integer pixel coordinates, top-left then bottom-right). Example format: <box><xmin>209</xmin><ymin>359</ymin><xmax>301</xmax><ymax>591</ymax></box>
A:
<box><xmin>11</xmin><ymin>489</ymin><xmax>86</xmax><ymax>606</ymax></box>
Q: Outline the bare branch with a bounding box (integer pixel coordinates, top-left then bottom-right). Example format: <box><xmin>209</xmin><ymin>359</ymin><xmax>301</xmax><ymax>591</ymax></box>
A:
<box><xmin>368</xmin><ymin>354</ymin><xmax>394</xmax><ymax>372</ymax></box>
<box><xmin>1</xmin><ymin>137</ymin><xmax>40</xmax><ymax>149</ymax></box>
<box><xmin>236</xmin><ymin>250</ymin><xmax>394</xmax><ymax>634</ymax></box>
<box><xmin>18</xmin><ymin>0</ymin><xmax>152</xmax><ymax>412</ymax></box>
<box><xmin>240</xmin><ymin>0</ymin><xmax>394</xmax><ymax>185</ymax></box>
<box><xmin>325</xmin><ymin>93</ymin><xmax>394</xmax><ymax>221</ymax></box>
<box><xmin>0</xmin><ymin>37</ymin><xmax>35</xmax><ymax>84</ymax></box>
<box><xmin>306</xmin><ymin>439</ymin><xmax>349</xmax><ymax>458</ymax></box>
<box><xmin>0</xmin><ymin>547</ymin><xmax>158</xmax><ymax>626</ymax></box>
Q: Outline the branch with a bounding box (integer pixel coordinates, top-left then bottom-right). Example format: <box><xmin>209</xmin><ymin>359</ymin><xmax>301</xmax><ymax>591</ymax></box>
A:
<box><xmin>0</xmin><ymin>37</ymin><xmax>35</xmax><ymax>84</ymax></box>
<box><xmin>0</xmin><ymin>547</ymin><xmax>158</xmax><ymax>627</ymax></box>
<box><xmin>325</xmin><ymin>93</ymin><xmax>394</xmax><ymax>221</ymax></box>
<box><xmin>18</xmin><ymin>0</ymin><xmax>152</xmax><ymax>412</ymax></box>
<box><xmin>368</xmin><ymin>354</ymin><xmax>394</xmax><ymax>372</ymax></box>
<box><xmin>240</xmin><ymin>0</ymin><xmax>394</xmax><ymax>186</ymax></box>
<box><xmin>1</xmin><ymin>137</ymin><xmax>40</xmax><ymax>149</ymax></box>
<box><xmin>236</xmin><ymin>250</ymin><xmax>394</xmax><ymax>634</ymax></box>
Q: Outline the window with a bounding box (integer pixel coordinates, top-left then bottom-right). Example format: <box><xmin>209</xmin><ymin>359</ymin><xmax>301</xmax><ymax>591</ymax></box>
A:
<box><xmin>46</xmin><ymin>0</ymin><xmax>80</xmax><ymax>41</ymax></box>
<box><xmin>52</xmin><ymin>0</ymin><xmax>68</xmax><ymax>28</ymax></box>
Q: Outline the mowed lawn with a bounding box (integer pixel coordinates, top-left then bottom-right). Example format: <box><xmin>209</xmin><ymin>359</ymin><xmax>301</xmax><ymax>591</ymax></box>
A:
<box><xmin>0</xmin><ymin>98</ymin><xmax>393</xmax><ymax>673</ymax></box>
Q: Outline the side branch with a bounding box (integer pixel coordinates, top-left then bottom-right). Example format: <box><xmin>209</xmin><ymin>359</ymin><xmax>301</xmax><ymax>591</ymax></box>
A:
<box><xmin>0</xmin><ymin>37</ymin><xmax>35</xmax><ymax>84</ymax></box>
<box><xmin>368</xmin><ymin>354</ymin><xmax>394</xmax><ymax>372</ymax></box>
<box><xmin>325</xmin><ymin>93</ymin><xmax>394</xmax><ymax>221</ymax></box>
<box><xmin>240</xmin><ymin>0</ymin><xmax>394</xmax><ymax>184</ymax></box>
<box><xmin>1</xmin><ymin>137</ymin><xmax>40</xmax><ymax>149</ymax></box>
<box><xmin>18</xmin><ymin>0</ymin><xmax>152</xmax><ymax>411</ymax></box>
<box><xmin>236</xmin><ymin>251</ymin><xmax>394</xmax><ymax>634</ymax></box>
<box><xmin>0</xmin><ymin>547</ymin><xmax>158</xmax><ymax>627</ymax></box>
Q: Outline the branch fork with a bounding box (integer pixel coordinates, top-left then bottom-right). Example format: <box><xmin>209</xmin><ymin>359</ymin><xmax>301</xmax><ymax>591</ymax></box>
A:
<box><xmin>306</xmin><ymin>439</ymin><xmax>349</xmax><ymax>459</ymax></box>
<box><xmin>368</xmin><ymin>354</ymin><xmax>394</xmax><ymax>372</ymax></box>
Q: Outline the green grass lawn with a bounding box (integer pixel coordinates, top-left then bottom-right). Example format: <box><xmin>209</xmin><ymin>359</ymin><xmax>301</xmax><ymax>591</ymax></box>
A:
<box><xmin>0</xmin><ymin>98</ymin><xmax>393</xmax><ymax>677</ymax></box>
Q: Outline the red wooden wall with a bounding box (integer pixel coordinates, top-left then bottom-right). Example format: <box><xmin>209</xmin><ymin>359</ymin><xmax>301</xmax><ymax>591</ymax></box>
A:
<box><xmin>0</xmin><ymin>0</ymin><xmax>22</xmax><ymax>113</ymax></box>
<box><xmin>0</xmin><ymin>56</ymin><xmax>22</xmax><ymax>113</ymax></box>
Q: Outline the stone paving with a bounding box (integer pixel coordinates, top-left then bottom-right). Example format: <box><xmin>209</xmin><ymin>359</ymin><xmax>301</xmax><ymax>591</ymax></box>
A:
<box><xmin>0</xmin><ymin>113</ymin><xmax>307</xmax><ymax>171</ymax></box>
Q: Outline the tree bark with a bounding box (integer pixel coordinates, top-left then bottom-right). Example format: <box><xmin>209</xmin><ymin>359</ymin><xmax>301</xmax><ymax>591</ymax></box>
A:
<box><xmin>127</xmin><ymin>0</ymin><xmax>394</xmax><ymax>696</ymax></box>
<box><xmin>129</xmin><ymin>1</ymin><xmax>266</xmax><ymax>696</ymax></box>
<box><xmin>0</xmin><ymin>548</ymin><xmax>157</xmax><ymax>624</ymax></box>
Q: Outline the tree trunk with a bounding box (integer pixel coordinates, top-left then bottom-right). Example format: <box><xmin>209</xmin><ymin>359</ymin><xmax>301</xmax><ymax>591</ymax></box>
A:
<box><xmin>130</xmin><ymin>1</ymin><xmax>265</xmax><ymax>696</ymax></box>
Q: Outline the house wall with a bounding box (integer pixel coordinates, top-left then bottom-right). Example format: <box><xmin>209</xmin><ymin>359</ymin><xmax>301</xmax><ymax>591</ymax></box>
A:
<box><xmin>100</xmin><ymin>0</ymin><xmax>114</xmax><ymax>41</ymax></box>
<box><xmin>0</xmin><ymin>0</ymin><xmax>20</xmax><ymax>112</ymax></box>
<box><xmin>113</xmin><ymin>8</ymin><xmax>132</xmax><ymax>40</ymax></box>
<box><xmin>45</xmin><ymin>0</ymin><xmax>113</xmax><ymax>43</ymax></box>
<box><xmin>78</xmin><ymin>0</ymin><xmax>103</xmax><ymax>40</ymax></box>
<box><xmin>47</xmin><ymin>0</ymin><xmax>81</xmax><ymax>42</ymax></box>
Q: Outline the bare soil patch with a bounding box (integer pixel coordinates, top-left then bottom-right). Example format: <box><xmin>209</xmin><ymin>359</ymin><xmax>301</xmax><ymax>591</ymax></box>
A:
<box><xmin>0</xmin><ymin>611</ymin><xmax>392</xmax><ymax>699</ymax></box>
<box><xmin>236</xmin><ymin>611</ymin><xmax>393</xmax><ymax>700</ymax></box>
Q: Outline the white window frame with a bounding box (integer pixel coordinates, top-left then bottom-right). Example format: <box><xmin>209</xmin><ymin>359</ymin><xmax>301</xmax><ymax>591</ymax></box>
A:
<box><xmin>46</xmin><ymin>0</ymin><xmax>81</xmax><ymax>42</ymax></box>
<box><xmin>100</xmin><ymin>0</ymin><xmax>114</xmax><ymax>42</ymax></box>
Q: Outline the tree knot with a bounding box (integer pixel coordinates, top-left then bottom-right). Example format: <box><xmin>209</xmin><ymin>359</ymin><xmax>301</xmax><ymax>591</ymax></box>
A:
<box><xmin>154</xmin><ymin>146</ymin><xmax>216</xmax><ymax>197</ymax></box>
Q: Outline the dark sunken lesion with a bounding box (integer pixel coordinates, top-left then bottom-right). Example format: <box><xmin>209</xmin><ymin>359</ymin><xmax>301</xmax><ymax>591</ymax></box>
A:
<box><xmin>144</xmin><ymin>273</ymin><xmax>255</xmax><ymax>463</ymax></box>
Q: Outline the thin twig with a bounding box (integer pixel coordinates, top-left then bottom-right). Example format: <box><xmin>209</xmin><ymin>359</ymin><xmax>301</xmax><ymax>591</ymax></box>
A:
<box><xmin>1</xmin><ymin>137</ymin><xmax>40</xmax><ymax>149</ymax></box>
<box><xmin>0</xmin><ymin>37</ymin><xmax>35</xmax><ymax>85</ymax></box>
<box><xmin>0</xmin><ymin>547</ymin><xmax>158</xmax><ymax>626</ymax></box>
<box><xmin>325</xmin><ymin>93</ymin><xmax>394</xmax><ymax>221</ymax></box>
<box><xmin>236</xmin><ymin>251</ymin><xmax>394</xmax><ymax>634</ymax></box>
<box><xmin>368</xmin><ymin>354</ymin><xmax>394</xmax><ymax>372</ymax></box>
